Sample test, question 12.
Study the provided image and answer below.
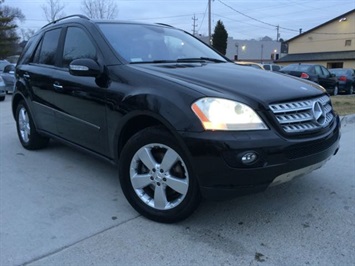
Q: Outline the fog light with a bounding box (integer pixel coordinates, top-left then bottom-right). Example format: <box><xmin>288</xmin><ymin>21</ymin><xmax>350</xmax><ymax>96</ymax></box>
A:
<box><xmin>241</xmin><ymin>152</ymin><xmax>258</xmax><ymax>164</ymax></box>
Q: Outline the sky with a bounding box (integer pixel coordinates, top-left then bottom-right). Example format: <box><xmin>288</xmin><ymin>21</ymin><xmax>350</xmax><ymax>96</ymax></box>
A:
<box><xmin>5</xmin><ymin>0</ymin><xmax>355</xmax><ymax>41</ymax></box>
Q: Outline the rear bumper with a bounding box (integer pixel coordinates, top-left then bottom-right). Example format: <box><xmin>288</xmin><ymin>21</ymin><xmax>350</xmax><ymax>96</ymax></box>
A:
<box><xmin>179</xmin><ymin>116</ymin><xmax>341</xmax><ymax>200</ymax></box>
<box><xmin>338</xmin><ymin>82</ymin><xmax>352</xmax><ymax>93</ymax></box>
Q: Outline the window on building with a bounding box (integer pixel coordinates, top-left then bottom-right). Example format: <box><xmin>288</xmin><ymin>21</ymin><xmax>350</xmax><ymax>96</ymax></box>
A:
<box><xmin>345</xmin><ymin>40</ymin><xmax>351</xmax><ymax>46</ymax></box>
<box><xmin>327</xmin><ymin>62</ymin><xmax>343</xmax><ymax>68</ymax></box>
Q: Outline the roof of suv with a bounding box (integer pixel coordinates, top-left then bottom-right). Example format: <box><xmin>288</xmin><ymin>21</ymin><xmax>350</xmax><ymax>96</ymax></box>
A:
<box><xmin>41</xmin><ymin>14</ymin><xmax>175</xmax><ymax>30</ymax></box>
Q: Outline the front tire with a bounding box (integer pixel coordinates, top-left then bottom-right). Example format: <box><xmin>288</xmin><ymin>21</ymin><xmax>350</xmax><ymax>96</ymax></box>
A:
<box><xmin>119</xmin><ymin>127</ymin><xmax>201</xmax><ymax>223</ymax></box>
<box><xmin>15</xmin><ymin>100</ymin><xmax>49</xmax><ymax>150</ymax></box>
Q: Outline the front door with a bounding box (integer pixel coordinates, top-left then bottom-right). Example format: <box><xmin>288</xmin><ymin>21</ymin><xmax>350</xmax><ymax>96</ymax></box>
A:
<box><xmin>53</xmin><ymin>26</ymin><xmax>107</xmax><ymax>155</ymax></box>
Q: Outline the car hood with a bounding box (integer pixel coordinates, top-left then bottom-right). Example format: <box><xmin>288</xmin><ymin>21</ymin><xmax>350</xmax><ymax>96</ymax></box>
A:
<box><xmin>129</xmin><ymin>62</ymin><xmax>325</xmax><ymax>104</ymax></box>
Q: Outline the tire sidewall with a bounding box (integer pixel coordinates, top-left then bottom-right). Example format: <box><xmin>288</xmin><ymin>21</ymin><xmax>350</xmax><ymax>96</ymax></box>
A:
<box><xmin>16</xmin><ymin>101</ymin><xmax>32</xmax><ymax>148</ymax></box>
<box><xmin>15</xmin><ymin>100</ymin><xmax>48</xmax><ymax>150</ymax></box>
<box><xmin>119</xmin><ymin>127</ymin><xmax>201</xmax><ymax>223</ymax></box>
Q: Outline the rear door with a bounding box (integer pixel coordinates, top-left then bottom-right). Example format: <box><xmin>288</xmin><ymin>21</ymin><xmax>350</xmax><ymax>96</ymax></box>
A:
<box><xmin>18</xmin><ymin>28</ymin><xmax>63</xmax><ymax>134</ymax></box>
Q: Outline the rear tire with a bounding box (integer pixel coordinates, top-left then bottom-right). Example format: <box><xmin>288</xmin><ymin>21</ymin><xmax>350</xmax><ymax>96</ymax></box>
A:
<box><xmin>348</xmin><ymin>85</ymin><xmax>354</xmax><ymax>95</ymax></box>
<box><xmin>15</xmin><ymin>100</ymin><xmax>49</xmax><ymax>150</ymax></box>
<box><xmin>333</xmin><ymin>85</ymin><xmax>338</xmax><ymax>96</ymax></box>
<box><xmin>0</xmin><ymin>96</ymin><xmax>4</xmax><ymax>101</ymax></box>
<box><xmin>119</xmin><ymin>126</ymin><xmax>201</xmax><ymax>223</ymax></box>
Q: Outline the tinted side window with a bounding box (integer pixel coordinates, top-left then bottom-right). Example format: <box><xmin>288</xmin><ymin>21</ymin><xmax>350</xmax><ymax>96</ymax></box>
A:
<box><xmin>272</xmin><ymin>65</ymin><xmax>281</xmax><ymax>71</ymax></box>
<box><xmin>315</xmin><ymin>66</ymin><xmax>323</xmax><ymax>76</ymax></box>
<box><xmin>38</xmin><ymin>29</ymin><xmax>61</xmax><ymax>65</ymax></box>
<box><xmin>321</xmin><ymin>66</ymin><xmax>330</xmax><ymax>77</ymax></box>
<box><xmin>263</xmin><ymin>65</ymin><xmax>270</xmax><ymax>70</ymax></box>
<box><xmin>62</xmin><ymin>27</ymin><xmax>96</xmax><ymax>68</ymax></box>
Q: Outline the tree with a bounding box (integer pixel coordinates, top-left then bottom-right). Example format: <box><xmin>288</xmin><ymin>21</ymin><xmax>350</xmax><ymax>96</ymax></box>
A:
<box><xmin>260</xmin><ymin>36</ymin><xmax>272</xmax><ymax>41</ymax></box>
<box><xmin>0</xmin><ymin>0</ymin><xmax>25</xmax><ymax>58</ymax></box>
<box><xmin>81</xmin><ymin>0</ymin><xmax>118</xmax><ymax>19</ymax></box>
<box><xmin>20</xmin><ymin>28</ymin><xmax>36</xmax><ymax>41</ymax></box>
<box><xmin>41</xmin><ymin>0</ymin><xmax>65</xmax><ymax>22</ymax></box>
<box><xmin>212</xmin><ymin>20</ymin><xmax>228</xmax><ymax>55</ymax></box>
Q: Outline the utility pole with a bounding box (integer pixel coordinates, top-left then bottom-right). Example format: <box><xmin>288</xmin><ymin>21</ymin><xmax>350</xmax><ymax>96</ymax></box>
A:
<box><xmin>208</xmin><ymin>0</ymin><xmax>211</xmax><ymax>44</ymax></box>
<box><xmin>276</xmin><ymin>25</ymin><xmax>280</xmax><ymax>41</ymax></box>
<box><xmin>192</xmin><ymin>14</ymin><xmax>198</xmax><ymax>35</ymax></box>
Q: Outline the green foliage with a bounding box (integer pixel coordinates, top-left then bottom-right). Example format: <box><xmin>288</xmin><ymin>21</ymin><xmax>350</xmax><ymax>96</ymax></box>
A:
<box><xmin>212</xmin><ymin>20</ymin><xmax>228</xmax><ymax>55</ymax></box>
<box><xmin>0</xmin><ymin>0</ymin><xmax>25</xmax><ymax>58</ymax></box>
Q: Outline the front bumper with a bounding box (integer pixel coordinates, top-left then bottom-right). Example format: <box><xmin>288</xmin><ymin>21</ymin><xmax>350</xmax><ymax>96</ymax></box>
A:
<box><xmin>179</xmin><ymin>116</ymin><xmax>340</xmax><ymax>200</ymax></box>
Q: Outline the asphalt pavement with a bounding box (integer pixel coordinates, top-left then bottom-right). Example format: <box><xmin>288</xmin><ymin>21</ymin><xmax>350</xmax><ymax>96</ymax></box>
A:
<box><xmin>1</xmin><ymin>95</ymin><xmax>354</xmax><ymax>266</ymax></box>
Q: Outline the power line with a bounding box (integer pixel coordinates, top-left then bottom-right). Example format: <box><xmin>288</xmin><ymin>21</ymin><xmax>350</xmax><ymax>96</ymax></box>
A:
<box><xmin>216</xmin><ymin>0</ymin><xmax>298</xmax><ymax>32</ymax></box>
<box><xmin>216</xmin><ymin>0</ymin><xmax>355</xmax><ymax>35</ymax></box>
<box><xmin>197</xmin><ymin>1</ymin><xmax>208</xmax><ymax>33</ymax></box>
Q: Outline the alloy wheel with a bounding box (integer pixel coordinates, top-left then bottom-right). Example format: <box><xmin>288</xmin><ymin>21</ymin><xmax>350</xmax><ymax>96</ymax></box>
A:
<box><xmin>129</xmin><ymin>143</ymin><xmax>189</xmax><ymax>210</ymax></box>
<box><xmin>18</xmin><ymin>107</ymin><xmax>31</xmax><ymax>143</ymax></box>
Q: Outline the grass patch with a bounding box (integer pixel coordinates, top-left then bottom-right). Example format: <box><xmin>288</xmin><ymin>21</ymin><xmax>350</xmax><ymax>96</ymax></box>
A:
<box><xmin>330</xmin><ymin>95</ymin><xmax>355</xmax><ymax>116</ymax></box>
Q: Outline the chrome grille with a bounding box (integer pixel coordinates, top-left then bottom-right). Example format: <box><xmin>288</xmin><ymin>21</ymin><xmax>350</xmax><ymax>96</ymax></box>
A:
<box><xmin>269</xmin><ymin>95</ymin><xmax>334</xmax><ymax>133</ymax></box>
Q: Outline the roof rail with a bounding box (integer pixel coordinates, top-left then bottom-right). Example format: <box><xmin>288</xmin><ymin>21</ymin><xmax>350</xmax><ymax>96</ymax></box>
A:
<box><xmin>41</xmin><ymin>14</ymin><xmax>90</xmax><ymax>29</ymax></box>
<box><xmin>155</xmin><ymin>23</ymin><xmax>173</xmax><ymax>28</ymax></box>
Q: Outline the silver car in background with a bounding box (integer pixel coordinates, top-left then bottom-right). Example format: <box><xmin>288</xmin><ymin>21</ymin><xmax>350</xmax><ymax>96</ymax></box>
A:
<box><xmin>0</xmin><ymin>76</ymin><xmax>6</xmax><ymax>101</ymax></box>
<box><xmin>1</xmin><ymin>64</ymin><xmax>15</xmax><ymax>93</ymax></box>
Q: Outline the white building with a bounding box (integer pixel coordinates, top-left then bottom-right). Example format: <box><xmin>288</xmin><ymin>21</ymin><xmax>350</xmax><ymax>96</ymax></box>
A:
<box><xmin>198</xmin><ymin>36</ymin><xmax>281</xmax><ymax>63</ymax></box>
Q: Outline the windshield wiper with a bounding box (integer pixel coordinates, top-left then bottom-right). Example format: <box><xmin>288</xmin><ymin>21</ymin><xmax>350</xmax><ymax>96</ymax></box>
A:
<box><xmin>129</xmin><ymin>58</ymin><xmax>226</xmax><ymax>64</ymax></box>
<box><xmin>130</xmin><ymin>60</ymin><xmax>178</xmax><ymax>64</ymax></box>
<box><xmin>177</xmin><ymin>57</ymin><xmax>226</xmax><ymax>63</ymax></box>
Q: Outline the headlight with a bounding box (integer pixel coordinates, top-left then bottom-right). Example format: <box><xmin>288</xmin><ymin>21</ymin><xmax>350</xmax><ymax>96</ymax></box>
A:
<box><xmin>191</xmin><ymin>98</ymin><xmax>268</xmax><ymax>131</ymax></box>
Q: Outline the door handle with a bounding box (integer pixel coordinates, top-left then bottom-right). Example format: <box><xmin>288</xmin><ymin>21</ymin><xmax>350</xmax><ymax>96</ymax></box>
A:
<box><xmin>53</xmin><ymin>83</ymin><xmax>63</xmax><ymax>90</ymax></box>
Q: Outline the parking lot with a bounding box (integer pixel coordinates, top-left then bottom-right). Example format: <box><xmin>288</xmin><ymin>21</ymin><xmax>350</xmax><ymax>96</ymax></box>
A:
<box><xmin>1</xmin><ymin>95</ymin><xmax>354</xmax><ymax>266</ymax></box>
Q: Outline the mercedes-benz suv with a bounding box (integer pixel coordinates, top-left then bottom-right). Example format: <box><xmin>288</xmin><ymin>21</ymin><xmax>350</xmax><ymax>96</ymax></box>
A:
<box><xmin>13</xmin><ymin>15</ymin><xmax>340</xmax><ymax>223</ymax></box>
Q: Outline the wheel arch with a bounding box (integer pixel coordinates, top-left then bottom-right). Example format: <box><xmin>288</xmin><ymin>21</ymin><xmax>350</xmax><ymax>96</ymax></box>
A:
<box><xmin>115</xmin><ymin>113</ymin><xmax>188</xmax><ymax>162</ymax></box>
<box><xmin>12</xmin><ymin>93</ymin><xmax>26</xmax><ymax>120</ymax></box>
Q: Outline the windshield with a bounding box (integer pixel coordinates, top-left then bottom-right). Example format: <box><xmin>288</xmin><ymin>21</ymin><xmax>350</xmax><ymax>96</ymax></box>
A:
<box><xmin>98</xmin><ymin>23</ymin><xmax>227</xmax><ymax>64</ymax></box>
<box><xmin>329</xmin><ymin>69</ymin><xmax>350</xmax><ymax>76</ymax></box>
<box><xmin>282</xmin><ymin>64</ymin><xmax>311</xmax><ymax>72</ymax></box>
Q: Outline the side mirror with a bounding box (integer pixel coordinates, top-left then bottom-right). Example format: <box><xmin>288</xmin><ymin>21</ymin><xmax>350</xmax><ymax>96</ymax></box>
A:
<box><xmin>3</xmin><ymin>65</ymin><xmax>15</xmax><ymax>74</ymax></box>
<box><xmin>69</xmin><ymin>58</ymin><xmax>103</xmax><ymax>77</ymax></box>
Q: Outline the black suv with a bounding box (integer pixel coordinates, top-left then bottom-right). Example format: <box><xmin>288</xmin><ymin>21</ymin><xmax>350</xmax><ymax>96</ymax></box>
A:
<box><xmin>13</xmin><ymin>15</ymin><xmax>340</xmax><ymax>223</ymax></box>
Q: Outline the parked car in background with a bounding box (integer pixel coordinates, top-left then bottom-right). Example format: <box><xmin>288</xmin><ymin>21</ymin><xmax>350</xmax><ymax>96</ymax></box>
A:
<box><xmin>0</xmin><ymin>76</ymin><xmax>6</xmax><ymax>101</ymax></box>
<box><xmin>13</xmin><ymin>15</ymin><xmax>340</xmax><ymax>223</ymax></box>
<box><xmin>280</xmin><ymin>64</ymin><xmax>339</xmax><ymax>95</ymax></box>
<box><xmin>329</xmin><ymin>68</ymin><xmax>355</xmax><ymax>94</ymax></box>
<box><xmin>0</xmin><ymin>59</ymin><xmax>10</xmax><ymax>72</ymax></box>
<box><xmin>1</xmin><ymin>64</ymin><xmax>15</xmax><ymax>93</ymax></box>
<box><xmin>262</xmin><ymin>63</ymin><xmax>282</xmax><ymax>72</ymax></box>
<box><xmin>235</xmin><ymin>61</ymin><xmax>265</xmax><ymax>70</ymax></box>
<box><xmin>6</xmin><ymin>55</ymin><xmax>20</xmax><ymax>64</ymax></box>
